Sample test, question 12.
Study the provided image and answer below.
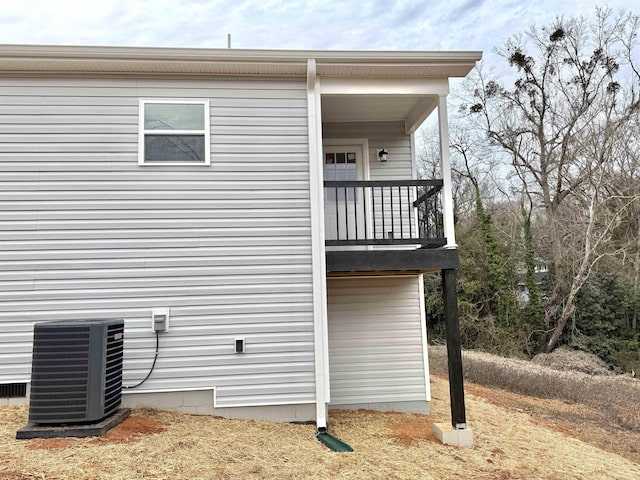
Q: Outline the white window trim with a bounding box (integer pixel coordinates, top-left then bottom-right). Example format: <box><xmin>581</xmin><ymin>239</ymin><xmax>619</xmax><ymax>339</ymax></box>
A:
<box><xmin>138</xmin><ymin>98</ymin><xmax>211</xmax><ymax>166</ymax></box>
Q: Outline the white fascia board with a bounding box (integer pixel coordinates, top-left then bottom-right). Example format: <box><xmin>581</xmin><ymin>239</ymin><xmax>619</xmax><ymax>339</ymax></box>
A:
<box><xmin>319</xmin><ymin>77</ymin><xmax>449</xmax><ymax>96</ymax></box>
<box><xmin>313</xmin><ymin>51</ymin><xmax>482</xmax><ymax>63</ymax></box>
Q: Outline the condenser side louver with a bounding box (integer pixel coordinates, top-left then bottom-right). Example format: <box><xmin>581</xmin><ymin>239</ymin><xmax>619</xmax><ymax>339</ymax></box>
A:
<box><xmin>28</xmin><ymin>319</ymin><xmax>124</xmax><ymax>424</ymax></box>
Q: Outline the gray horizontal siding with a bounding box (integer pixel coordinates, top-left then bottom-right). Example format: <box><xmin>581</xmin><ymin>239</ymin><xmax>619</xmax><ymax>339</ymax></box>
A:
<box><xmin>327</xmin><ymin>276</ymin><xmax>428</xmax><ymax>405</ymax></box>
<box><xmin>0</xmin><ymin>76</ymin><xmax>315</xmax><ymax>408</ymax></box>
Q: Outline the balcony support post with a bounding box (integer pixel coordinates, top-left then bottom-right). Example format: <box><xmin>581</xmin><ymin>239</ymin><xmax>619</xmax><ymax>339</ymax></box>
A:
<box><xmin>441</xmin><ymin>268</ymin><xmax>467</xmax><ymax>429</ymax></box>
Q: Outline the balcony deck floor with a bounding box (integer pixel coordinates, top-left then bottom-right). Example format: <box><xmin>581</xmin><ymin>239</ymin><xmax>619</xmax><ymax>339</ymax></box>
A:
<box><xmin>326</xmin><ymin>247</ymin><xmax>458</xmax><ymax>274</ymax></box>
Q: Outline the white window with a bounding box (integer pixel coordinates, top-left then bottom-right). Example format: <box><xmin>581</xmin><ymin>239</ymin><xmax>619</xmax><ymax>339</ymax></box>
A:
<box><xmin>138</xmin><ymin>99</ymin><xmax>210</xmax><ymax>165</ymax></box>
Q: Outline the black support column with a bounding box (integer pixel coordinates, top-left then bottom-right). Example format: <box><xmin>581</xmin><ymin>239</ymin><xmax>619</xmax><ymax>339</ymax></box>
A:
<box><xmin>441</xmin><ymin>268</ymin><xmax>467</xmax><ymax>428</ymax></box>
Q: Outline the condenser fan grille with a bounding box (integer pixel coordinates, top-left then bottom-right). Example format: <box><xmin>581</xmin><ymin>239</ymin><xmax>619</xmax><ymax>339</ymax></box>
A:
<box><xmin>104</xmin><ymin>323</ymin><xmax>124</xmax><ymax>415</ymax></box>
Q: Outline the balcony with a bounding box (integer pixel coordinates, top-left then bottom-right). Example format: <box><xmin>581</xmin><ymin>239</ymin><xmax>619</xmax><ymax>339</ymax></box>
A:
<box><xmin>323</xmin><ymin>179</ymin><xmax>458</xmax><ymax>273</ymax></box>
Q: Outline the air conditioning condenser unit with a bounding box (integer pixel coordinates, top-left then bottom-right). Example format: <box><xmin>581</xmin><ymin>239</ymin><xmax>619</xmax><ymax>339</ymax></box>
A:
<box><xmin>28</xmin><ymin>319</ymin><xmax>124</xmax><ymax>424</ymax></box>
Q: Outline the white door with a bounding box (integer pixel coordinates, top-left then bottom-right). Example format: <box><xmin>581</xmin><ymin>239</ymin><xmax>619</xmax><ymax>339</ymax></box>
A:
<box><xmin>323</xmin><ymin>144</ymin><xmax>366</xmax><ymax>245</ymax></box>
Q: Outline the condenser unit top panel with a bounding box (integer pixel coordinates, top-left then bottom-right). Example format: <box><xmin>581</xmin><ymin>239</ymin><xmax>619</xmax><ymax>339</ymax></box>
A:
<box><xmin>35</xmin><ymin>319</ymin><xmax>124</xmax><ymax>328</ymax></box>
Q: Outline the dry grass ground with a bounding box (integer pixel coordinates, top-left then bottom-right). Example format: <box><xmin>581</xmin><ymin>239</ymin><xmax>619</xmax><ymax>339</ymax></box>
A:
<box><xmin>2</xmin><ymin>373</ymin><xmax>640</xmax><ymax>480</ymax></box>
<box><xmin>429</xmin><ymin>346</ymin><xmax>640</xmax><ymax>466</ymax></box>
<box><xmin>429</xmin><ymin>347</ymin><xmax>640</xmax><ymax>425</ymax></box>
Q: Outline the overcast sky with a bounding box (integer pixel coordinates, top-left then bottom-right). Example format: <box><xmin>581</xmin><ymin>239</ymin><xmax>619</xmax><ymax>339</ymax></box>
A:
<box><xmin>1</xmin><ymin>1</ymin><xmax>637</xmax><ymax>58</ymax></box>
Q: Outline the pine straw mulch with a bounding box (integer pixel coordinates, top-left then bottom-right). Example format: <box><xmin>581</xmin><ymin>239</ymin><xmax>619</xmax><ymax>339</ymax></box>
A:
<box><xmin>2</xmin><ymin>376</ymin><xmax>640</xmax><ymax>480</ymax></box>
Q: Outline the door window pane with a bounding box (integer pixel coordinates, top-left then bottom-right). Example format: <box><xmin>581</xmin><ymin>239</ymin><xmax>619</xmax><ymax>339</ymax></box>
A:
<box><xmin>325</xmin><ymin>151</ymin><xmax>357</xmax><ymax>201</ymax></box>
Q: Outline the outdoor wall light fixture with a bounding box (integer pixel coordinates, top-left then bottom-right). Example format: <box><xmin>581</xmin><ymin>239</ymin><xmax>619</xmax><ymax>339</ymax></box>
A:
<box><xmin>378</xmin><ymin>148</ymin><xmax>388</xmax><ymax>162</ymax></box>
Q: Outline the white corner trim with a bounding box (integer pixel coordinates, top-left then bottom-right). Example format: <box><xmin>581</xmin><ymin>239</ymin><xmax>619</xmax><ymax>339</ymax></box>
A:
<box><xmin>307</xmin><ymin>58</ymin><xmax>329</xmax><ymax>430</ymax></box>
<box><xmin>418</xmin><ymin>274</ymin><xmax>431</xmax><ymax>402</ymax></box>
<box><xmin>410</xmin><ymin>132</ymin><xmax>417</xmax><ymax>180</ymax></box>
<box><xmin>307</xmin><ymin>59</ymin><xmax>316</xmax><ymax>90</ymax></box>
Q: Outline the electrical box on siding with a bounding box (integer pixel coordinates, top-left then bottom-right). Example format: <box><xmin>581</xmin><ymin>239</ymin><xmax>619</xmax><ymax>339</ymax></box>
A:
<box><xmin>152</xmin><ymin>308</ymin><xmax>170</xmax><ymax>332</ymax></box>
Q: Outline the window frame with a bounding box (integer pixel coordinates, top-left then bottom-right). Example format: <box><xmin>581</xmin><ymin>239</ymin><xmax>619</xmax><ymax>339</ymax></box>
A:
<box><xmin>138</xmin><ymin>98</ymin><xmax>211</xmax><ymax>166</ymax></box>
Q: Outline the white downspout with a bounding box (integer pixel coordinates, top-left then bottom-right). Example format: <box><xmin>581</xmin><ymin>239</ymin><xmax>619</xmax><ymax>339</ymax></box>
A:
<box><xmin>307</xmin><ymin>58</ymin><xmax>329</xmax><ymax>431</ymax></box>
<box><xmin>437</xmin><ymin>94</ymin><xmax>457</xmax><ymax>248</ymax></box>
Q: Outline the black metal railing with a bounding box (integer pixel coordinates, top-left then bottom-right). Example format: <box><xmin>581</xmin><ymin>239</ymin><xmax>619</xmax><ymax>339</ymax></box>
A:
<box><xmin>323</xmin><ymin>179</ymin><xmax>446</xmax><ymax>248</ymax></box>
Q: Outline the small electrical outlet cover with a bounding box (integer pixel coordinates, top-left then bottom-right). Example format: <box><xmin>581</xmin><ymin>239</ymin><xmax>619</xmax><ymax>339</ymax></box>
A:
<box><xmin>152</xmin><ymin>307</ymin><xmax>170</xmax><ymax>332</ymax></box>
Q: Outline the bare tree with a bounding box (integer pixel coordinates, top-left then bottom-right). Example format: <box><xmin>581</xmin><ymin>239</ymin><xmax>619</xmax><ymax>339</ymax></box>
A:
<box><xmin>461</xmin><ymin>8</ymin><xmax>640</xmax><ymax>351</ymax></box>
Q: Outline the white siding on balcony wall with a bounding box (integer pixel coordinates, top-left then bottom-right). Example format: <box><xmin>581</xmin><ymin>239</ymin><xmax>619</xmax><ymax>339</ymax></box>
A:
<box><xmin>0</xmin><ymin>76</ymin><xmax>315</xmax><ymax>408</ymax></box>
<box><xmin>327</xmin><ymin>276</ymin><xmax>429</xmax><ymax>405</ymax></box>
<box><xmin>322</xmin><ymin>121</ymin><xmax>413</xmax><ymax>180</ymax></box>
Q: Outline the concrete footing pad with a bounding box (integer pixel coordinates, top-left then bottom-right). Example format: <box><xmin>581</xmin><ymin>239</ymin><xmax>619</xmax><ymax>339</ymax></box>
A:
<box><xmin>16</xmin><ymin>408</ymin><xmax>131</xmax><ymax>440</ymax></box>
<box><xmin>432</xmin><ymin>422</ymin><xmax>474</xmax><ymax>448</ymax></box>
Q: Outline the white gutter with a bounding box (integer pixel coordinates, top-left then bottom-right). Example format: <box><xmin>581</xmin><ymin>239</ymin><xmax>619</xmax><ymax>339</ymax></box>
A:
<box><xmin>0</xmin><ymin>43</ymin><xmax>482</xmax><ymax>63</ymax></box>
<box><xmin>307</xmin><ymin>58</ymin><xmax>330</xmax><ymax>431</ymax></box>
